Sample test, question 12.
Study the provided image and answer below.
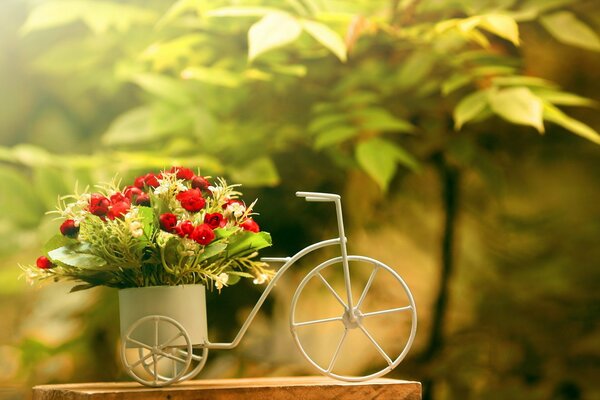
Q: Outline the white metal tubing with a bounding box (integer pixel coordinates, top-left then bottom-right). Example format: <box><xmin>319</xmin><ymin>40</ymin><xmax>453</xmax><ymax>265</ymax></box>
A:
<box><xmin>204</xmin><ymin>237</ymin><xmax>342</xmax><ymax>349</ymax></box>
<box><xmin>290</xmin><ymin>255</ymin><xmax>417</xmax><ymax>382</ymax></box>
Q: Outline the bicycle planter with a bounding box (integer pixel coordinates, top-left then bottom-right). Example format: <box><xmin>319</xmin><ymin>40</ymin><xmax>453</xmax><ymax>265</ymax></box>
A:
<box><xmin>119</xmin><ymin>191</ymin><xmax>417</xmax><ymax>387</ymax></box>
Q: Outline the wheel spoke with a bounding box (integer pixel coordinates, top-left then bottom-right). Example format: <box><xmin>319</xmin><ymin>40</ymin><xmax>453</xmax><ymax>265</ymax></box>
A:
<box><xmin>356</xmin><ymin>266</ymin><xmax>378</xmax><ymax>309</ymax></box>
<box><xmin>327</xmin><ymin>329</ymin><xmax>348</xmax><ymax>372</ymax></box>
<box><xmin>126</xmin><ymin>337</ymin><xmax>153</xmax><ymax>351</ymax></box>
<box><xmin>357</xmin><ymin>323</ymin><xmax>393</xmax><ymax>366</ymax></box>
<box><xmin>317</xmin><ymin>273</ymin><xmax>347</xmax><ymax>308</ymax></box>
<box><xmin>362</xmin><ymin>306</ymin><xmax>413</xmax><ymax>318</ymax></box>
<box><xmin>152</xmin><ymin>353</ymin><xmax>159</xmax><ymax>382</ymax></box>
<box><xmin>175</xmin><ymin>348</ymin><xmax>206</xmax><ymax>361</ymax></box>
<box><xmin>156</xmin><ymin>349</ymin><xmax>188</xmax><ymax>364</ymax></box>
<box><xmin>130</xmin><ymin>350</ymin><xmax>154</xmax><ymax>369</ymax></box>
<box><xmin>293</xmin><ymin>316</ymin><xmax>343</xmax><ymax>328</ymax></box>
<box><xmin>160</xmin><ymin>332</ymin><xmax>184</xmax><ymax>348</ymax></box>
<box><xmin>154</xmin><ymin>317</ymin><xmax>159</xmax><ymax>347</ymax></box>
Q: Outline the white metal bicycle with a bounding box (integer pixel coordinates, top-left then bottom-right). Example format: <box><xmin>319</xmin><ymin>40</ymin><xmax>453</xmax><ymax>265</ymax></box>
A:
<box><xmin>119</xmin><ymin>191</ymin><xmax>417</xmax><ymax>386</ymax></box>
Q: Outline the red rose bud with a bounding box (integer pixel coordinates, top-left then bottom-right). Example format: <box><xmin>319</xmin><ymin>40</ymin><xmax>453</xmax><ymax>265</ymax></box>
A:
<box><xmin>107</xmin><ymin>201</ymin><xmax>130</xmax><ymax>220</ymax></box>
<box><xmin>135</xmin><ymin>193</ymin><xmax>151</xmax><ymax>206</ymax></box>
<box><xmin>240</xmin><ymin>218</ymin><xmax>260</xmax><ymax>233</ymax></box>
<box><xmin>89</xmin><ymin>194</ymin><xmax>110</xmax><ymax>217</ymax></box>
<box><xmin>159</xmin><ymin>213</ymin><xmax>178</xmax><ymax>232</ymax></box>
<box><xmin>190</xmin><ymin>223</ymin><xmax>215</xmax><ymax>245</ymax></box>
<box><xmin>204</xmin><ymin>212</ymin><xmax>225</xmax><ymax>229</ymax></box>
<box><xmin>133</xmin><ymin>175</ymin><xmax>146</xmax><ymax>189</ymax></box>
<box><xmin>36</xmin><ymin>256</ymin><xmax>53</xmax><ymax>269</ymax></box>
<box><xmin>176</xmin><ymin>188</ymin><xmax>206</xmax><ymax>212</ymax></box>
<box><xmin>175</xmin><ymin>220</ymin><xmax>195</xmax><ymax>237</ymax></box>
<box><xmin>124</xmin><ymin>186</ymin><xmax>143</xmax><ymax>200</ymax></box>
<box><xmin>60</xmin><ymin>219</ymin><xmax>79</xmax><ymax>237</ymax></box>
<box><xmin>170</xmin><ymin>166</ymin><xmax>195</xmax><ymax>180</ymax></box>
<box><xmin>110</xmin><ymin>192</ymin><xmax>130</xmax><ymax>205</ymax></box>
<box><xmin>144</xmin><ymin>173</ymin><xmax>160</xmax><ymax>188</ymax></box>
<box><xmin>191</xmin><ymin>176</ymin><xmax>210</xmax><ymax>190</ymax></box>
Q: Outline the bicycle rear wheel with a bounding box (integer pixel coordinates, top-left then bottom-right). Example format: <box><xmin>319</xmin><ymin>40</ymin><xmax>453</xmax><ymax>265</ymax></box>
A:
<box><xmin>290</xmin><ymin>255</ymin><xmax>417</xmax><ymax>381</ymax></box>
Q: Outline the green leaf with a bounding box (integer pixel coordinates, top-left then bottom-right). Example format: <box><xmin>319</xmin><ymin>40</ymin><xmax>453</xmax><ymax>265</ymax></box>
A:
<box><xmin>301</xmin><ymin>20</ymin><xmax>347</xmax><ymax>62</ymax></box>
<box><xmin>43</xmin><ymin>234</ymin><xmax>78</xmax><ymax>256</ymax></box>
<box><xmin>352</xmin><ymin>108</ymin><xmax>415</xmax><ymax>133</ymax></box>
<box><xmin>543</xmin><ymin>103</ymin><xmax>600</xmax><ymax>145</ymax></box>
<box><xmin>478</xmin><ymin>14</ymin><xmax>520</xmax><ymax>46</ymax></box>
<box><xmin>199</xmin><ymin>242</ymin><xmax>227</xmax><ymax>261</ymax></box>
<box><xmin>308</xmin><ymin>113</ymin><xmax>348</xmax><ymax>134</ymax></box>
<box><xmin>226</xmin><ymin>231</ymin><xmax>272</xmax><ymax>258</ymax></box>
<box><xmin>533</xmin><ymin>89</ymin><xmax>597</xmax><ymax>107</ymax></box>
<box><xmin>33</xmin><ymin>167</ymin><xmax>70</xmax><ymax>209</ymax></box>
<box><xmin>181</xmin><ymin>66</ymin><xmax>241</xmax><ymax>87</ymax></box>
<box><xmin>315</xmin><ymin>126</ymin><xmax>358</xmax><ymax>149</ymax></box>
<box><xmin>206</xmin><ymin>6</ymin><xmax>279</xmax><ymax>17</ymax></box>
<box><xmin>355</xmin><ymin>138</ymin><xmax>418</xmax><ymax>191</ymax></box>
<box><xmin>214</xmin><ymin>228</ymin><xmax>235</xmax><ymax>239</ymax></box>
<box><xmin>137</xmin><ymin>206</ymin><xmax>156</xmax><ymax>238</ymax></box>
<box><xmin>540</xmin><ymin>12</ymin><xmax>600</xmax><ymax>52</ymax></box>
<box><xmin>102</xmin><ymin>107</ymin><xmax>152</xmax><ymax>146</ymax></box>
<box><xmin>228</xmin><ymin>157</ymin><xmax>280</xmax><ymax>187</ymax></box>
<box><xmin>226</xmin><ymin>271</ymin><xmax>255</xmax><ymax>285</ymax></box>
<box><xmin>0</xmin><ymin>165</ymin><xmax>44</xmax><ymax>227</ymax></box>
<box><xmin>488</xmin><ymin>87</ymin><xmax>545</xmax><ymax>132</ymax></box>
<box><xmin>492</xmin><ymin>75</ymin><xmax>557</xmax><ymax>88</ymax></box>
<box><xmin>454</xmin><ymin>90</ymin><xmax>489</xmax><ymax>130</ymax></box>
<box><xmin>442</xmin><ymin>74</ymin><xmax>471</xmax><ymax>96</ymax></box>
<box><xmin>248</xmin><ymin>12</ymin><xmax>302</xmax><ymax>62</ymax></box>
<box><xmin>130</xmin><ymin>74</ymin><xmax>192</xmax><ymax>105</ymax></box>
<box><xmin>48</xmin><ymin>244</ymin><xmax>108</xmax><ymax>269</ymax></box>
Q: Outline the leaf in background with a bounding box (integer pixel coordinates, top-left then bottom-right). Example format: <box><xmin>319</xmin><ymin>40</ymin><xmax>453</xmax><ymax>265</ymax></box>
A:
<box><xmin>48</xmin><ymin>245</ymin><xmax>107</xmax><ymax>268</ymax></box>
<box><xmin>33</xmin><ymin>167</ymin><xmax>70</xmax><ymax>209</ymax></box>
<box><xmin>228</xmin><ymin>157</ymin><xmax>279</xmax><ymax>187</ymax></box>
<box><xmin>301</xmin><ymin>20</ymin><xmax>347</xmax><ymax>62</ymax></box>
<box><xmin>226</xmin><ymin>231</ymin><xmax>272</xmax><ymax>258</ymax></box>
<box><xmin>454</xmin><ymin>90</ymin><xmax>489</xmax><ymax>130</ymax></box>
<box><xmin>0</xmin><ymin>165</ymin><xmax>44</xmax><ymax>227</ymax></box>
<box><xmin>352</xmin><ymin>108</ymin><xmax>415</xmax><ymax>133</ymax></box>
<box><xmin>206</xmin><ymin>6</ymin><xmax>279</xmax><ymax>18</ymax></box>
<box><xmin>492</xmin><ymin>75</ymin><xmax>557</xmax><ymax>88</ymax></box>
<box><xmin>543</xmin><ymin>103</ymin><xmax>600</xmax><ymax>145</ymax></box>
<box><xmin>181</xmin><ymin>66</ymin><xmax>241</xmax><ymax>87</ymax></box>
<box><xmin>488</xmin><ymin>87</ymin><xmax>545</xmax><ymax>132</ymax></box>
<box><xmin>540</xmin><ymin>11</ymin><xmax>600</xmax><ymax>52</ymax></box>
<box><xmin>130</xmin><ymin>74</ymin><xmax>192</xmax><ymax>105</ymax></box>
<box><xmin>396</xmin><ymin>51</ymin><xmax>435</xmax><ymax>90</ymax></box>
<box><xmin>479</xmin><ymin>14</ymin><xmax>520</xmax><ymax>46</ymax></box>
<box><xmin>248</xmin><ymin>12</ymin><xmax>302</xmax><ymax>62</ymax></box>
<box><xmin>356</xmin><ymin>138</ymin><xmax>419</xmax><ymax>191</ymax></box>
<box><xmin>533</xmin><ymin>89</ymin><xmax>597</xmax><ymax>107</ymax></box>
<box><xmin>102</xmin><ymin>107</ymin><xmax>152</xmax><ymax>146</ymax></box>
<box><xmin>442</xmin><ymin>74</ymin><xmax>471</xmax><ymax>96</ymax></box>
<box><xmin>315</xmin><ymin>126</ymin><xmax>358</xmax><ymax>149</ymax></box>
<box><xmin>308</xmin><ymin>113</ymin><xmax>348</xmax><ymax>134</ymax></box>
<box><xmin>20</xmin><ymin>0</ymin><xmax>156</xmax><ymax>35</ymax></box>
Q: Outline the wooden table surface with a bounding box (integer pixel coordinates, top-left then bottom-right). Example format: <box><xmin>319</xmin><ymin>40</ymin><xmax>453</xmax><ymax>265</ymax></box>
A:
<box><xmin>32</xmin><ymin>376</ymin><xmax>421</xmax><ymax>400</ymax></box>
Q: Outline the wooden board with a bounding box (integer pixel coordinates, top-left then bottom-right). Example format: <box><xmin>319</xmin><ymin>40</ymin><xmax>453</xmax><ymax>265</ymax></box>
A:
<box><xmin>32</xmin><ymin>376</ymin><xmax>421</xmax><ymax>400</ymax></box>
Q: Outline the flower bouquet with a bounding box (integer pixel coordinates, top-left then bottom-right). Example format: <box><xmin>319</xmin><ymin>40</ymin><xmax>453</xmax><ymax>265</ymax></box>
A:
<box><xmin>24</xmin><ymin>166</ymin><xmax>273</xmax><ymax>292</ymax></box>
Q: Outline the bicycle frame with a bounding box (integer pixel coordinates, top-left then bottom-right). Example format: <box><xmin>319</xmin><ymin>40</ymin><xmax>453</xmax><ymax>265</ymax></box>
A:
<box><xmin>204</xmin><ymin>192</ymin><xmax>351</xmax><ymax>350</ymax></box>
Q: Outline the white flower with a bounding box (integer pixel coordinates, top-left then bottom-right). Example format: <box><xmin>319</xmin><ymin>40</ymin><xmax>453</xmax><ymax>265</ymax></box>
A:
<box><xmin>215</xmin><ymin>272</ymin><xmax>229</xmax><ymax>290</ymax></box>
<box><xmin>129</xmin><ymin>221</ymin><xmax>143</xmax><ymax>238</ymax></box>
<box><xmin>225</xmin><ymin>202</ymin><xmax>246</xmax><ymax>219</ymax></box>
<box><xmin>253</xmin><ymin>273</ymin><xmax>268</xmax><ymax>285</ymax></box>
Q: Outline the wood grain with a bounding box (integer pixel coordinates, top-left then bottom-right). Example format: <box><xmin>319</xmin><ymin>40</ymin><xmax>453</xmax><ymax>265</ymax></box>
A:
<box><xmin>32</xmin><ymin>376</ymin><xmax>421</xmax><ymax>400</ymax></box>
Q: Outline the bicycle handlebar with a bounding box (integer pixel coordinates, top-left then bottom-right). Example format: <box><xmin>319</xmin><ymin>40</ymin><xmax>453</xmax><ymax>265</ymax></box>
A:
<box><xmin>296</xmin><ymin>191</ymin><xmax>341</xmax><ymax>202</ymax></box>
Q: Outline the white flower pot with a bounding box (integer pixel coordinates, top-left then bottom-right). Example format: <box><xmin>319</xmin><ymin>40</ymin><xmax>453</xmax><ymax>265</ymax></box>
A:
<box><xmin>119</xmin><ymin>284</ymin><xmax>207</xmax><ymax>347</ymax></box>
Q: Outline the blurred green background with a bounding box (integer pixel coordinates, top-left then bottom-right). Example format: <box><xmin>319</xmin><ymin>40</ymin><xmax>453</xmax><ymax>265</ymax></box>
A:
<box><xmin>1</xmin><ymin>0</ymin><xmax>599</xmax><ymax>399</ymax></box>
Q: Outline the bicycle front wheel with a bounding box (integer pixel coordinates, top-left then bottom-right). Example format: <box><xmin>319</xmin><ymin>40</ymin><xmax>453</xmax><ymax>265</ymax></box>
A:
<box><xmin>290</xmin><ymin>255</ymin><xmax>417</xmax><ymax>381</ymax></box>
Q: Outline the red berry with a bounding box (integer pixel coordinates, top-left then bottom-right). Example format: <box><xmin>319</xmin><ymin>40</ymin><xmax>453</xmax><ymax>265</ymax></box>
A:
<box><xmin>60</xmin><ymin>219</ymin><xmax>79</xmax><ymax>237</ymax></box>
<box><xmin>240</xmin><ymin>218</ymin><xmax>260</xmax><ymax>233</ymax></box>
<box><xmin>36</xmin><ymin>256</ymin><xmax>53</xmax><ymax>269</ymax></box>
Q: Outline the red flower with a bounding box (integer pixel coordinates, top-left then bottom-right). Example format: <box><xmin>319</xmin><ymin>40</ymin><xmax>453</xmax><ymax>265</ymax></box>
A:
<box><xmin>170</xmin><ymin>166</ymin><xmax>195</xmax><ymax>180</ymax></box>
<box><xmin>191</xmin><ymin>176</ymin><xmax>210</xmax><ymax>190</ymax></box>
<box><xmin>133</xmin><ymin>175</ymin><xmax>146</xmax><ymax>189</ymax></box>
<box><xmin>144</xmin><ymin>173</ymin><xmax>160</xmax><ymax>188</ymax></box>
<box><xmin>159</xmin><ymin>213</ymin><xmax>178</xmax><ymax>232</ymax></box>
<box><xmin>175</xmin><ymin>220</ymin><xmax>195</xmax><ymax>237</ymax></box>
<box><xmin>110</xmin><ymin>192</ymin><xmax>129</xmax><ymax>204</ymax></box>
<box><xmin>176</xmin><ymin>189</ymin><xmax>205</xmax><ymax>212</ymax></box>
<box><xmin>108</xmin><ymin>201</ymin><xmax>130</xmax><ymax>220</ymax></box>
<box><xmin>204</xmin><ymin>213</ymin><xmax>225</xmax><ymax>229</ymax></box>
<box><xmin>124</xmin><ymin>185</ymin><xmax>143</xmax><ymax>200</ymax></box>
<box><xmin>60</xmin><ymin>219</ymin><xmax>79</xmax><ymax>237</ymax></box>
<box><xmin>36</xmin><ymin>256</ymin><xmax>53</xmax><ymax>269</ymax></box>
<box><xmin>89</xmin><ymin>194</ymin><xmax>110</xmax><ymax>217</ymax></box>
<box><xmin>240</xmin><ymin>218</ymin><xmax>260</xmax><ymax>233</ymax></box>
<box><xmin>190</xmin><ymin>224</ymin><xmax>215</xmax><ymax>245</ymax></box>
<box><xmin>135</xmin><ymin>193</ymin><xmax>151</xmax><ymax>206</ymax></box>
